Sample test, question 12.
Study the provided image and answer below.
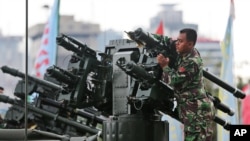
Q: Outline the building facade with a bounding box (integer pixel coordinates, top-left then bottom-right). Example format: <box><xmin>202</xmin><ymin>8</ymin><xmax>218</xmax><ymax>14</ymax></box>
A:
<box><xmin>28</xmin><ymin>15</ymin><xmax>101</xmax><ymax>70</ymax></box>
<box><xmin>149</xmin><ymin>4</ymin><xmax>198</xmax><ymax>37</ymax></box>
<box><xmin>28</xmin><ymin>15</ymin><xmax>122</xmax><ymax>71</ymax></box>
<box><xmin>0</xmin><ymin>34</ymin><xmax>23</xmax><ymax>117</ymax></box>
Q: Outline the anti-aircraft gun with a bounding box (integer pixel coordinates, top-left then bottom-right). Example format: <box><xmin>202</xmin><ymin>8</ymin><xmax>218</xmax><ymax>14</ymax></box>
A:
<box><xmin>123</xmin><ymin>27</ymin><xmax>246</xmax><ymax>130</ymax></box>
<box><xmin>1</xmin><ymin>33</ymin><xmax>171</xmax><ymax>140</ymax></box>
<box><xmin>0</xmin><ymin>66</ymin><xmax>106</xmax><ymax>138</ymax></box>
<box><xmin>0</xmin><ymin>33</ymin><xmax>116</xmax><ymax>140</ymax></box>
<box><xmin>0</xmin><ymin>33</ymin><xmax>114</xmax><ymax>136</ymax></box>
<box><xmin>54</xmin><ymin>34</ymin><xmax>171</xmax><ymax>141</ymax></box>
<box><xmin>126</xmin><ymin>28</ymin><xmax>245</xmax><ymax>98</ymax></box>
<box><xmin>55</xmin><ymin>34</ymin><xmax>113</xmax><ymax>112</ymax></box>
<box><xmin>0</xmin><ymin>28</ymin><xmax>246</xmax><ymax>140</ymax></box>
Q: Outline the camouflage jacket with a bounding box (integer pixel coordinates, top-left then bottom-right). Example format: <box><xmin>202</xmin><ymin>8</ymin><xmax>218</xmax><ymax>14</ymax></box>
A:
<box><xmin>162</xmin><ymin>48</ymin><xmax>206</xmax><ymax>100</ymax></box>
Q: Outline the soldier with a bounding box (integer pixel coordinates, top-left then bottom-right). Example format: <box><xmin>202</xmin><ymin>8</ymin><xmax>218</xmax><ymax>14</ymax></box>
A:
<box><xmin>157</xmin><ymin>28</ymin><xmax>215</xmax><ymax>141</ymax></box>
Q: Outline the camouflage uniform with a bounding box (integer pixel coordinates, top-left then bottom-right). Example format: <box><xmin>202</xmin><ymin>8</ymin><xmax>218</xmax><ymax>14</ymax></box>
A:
<box><xmin>162</xmin><ymin>48</ymin><xmax>215</xmax><ymax>141</ymax></box>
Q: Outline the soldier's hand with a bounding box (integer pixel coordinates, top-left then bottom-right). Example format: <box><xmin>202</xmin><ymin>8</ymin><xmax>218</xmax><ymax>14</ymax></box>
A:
<box><xmin>157</xmin><ymin>54</ymin><xmax>169</xmax><ymax>68</ymax></box>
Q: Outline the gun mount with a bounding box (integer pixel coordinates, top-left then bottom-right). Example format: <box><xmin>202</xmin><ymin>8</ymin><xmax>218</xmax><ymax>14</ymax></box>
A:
<box><xmin>126</xmin><ymin>28</ymin><xmax>246</xmax><ymax>99</ymax></box>
<box><xmin>0</xmin><ymin>28</ymin><xmax>244</xmax><ymax>140</ymax></box>
<box><xmin>55</xmin><ymin>34</ymin><xmax>113</xmax><ymax>111</ymax></box>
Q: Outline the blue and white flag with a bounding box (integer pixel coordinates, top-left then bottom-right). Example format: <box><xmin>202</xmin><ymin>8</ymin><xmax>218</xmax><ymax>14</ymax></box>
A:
<box><xmin>217</xmin><ymin>0</ymin><xmax>237</xmax><ymax>141</ymax></box>
<box><xmin>34</xmin><ymin>0</ymin><xmax>60</xmax><ymax>78</ymax></box>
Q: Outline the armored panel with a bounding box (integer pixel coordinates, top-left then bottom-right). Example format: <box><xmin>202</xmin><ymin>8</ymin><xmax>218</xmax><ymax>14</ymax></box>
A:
<box><xmin>103</xmin><ymin>115</ymin><xmax>169</xmax><ymax>141</ymax></box>
<box><xmin>112</xmin><ymin>51</ymin><xmax>134</xmax><ymax>115</ymax></box>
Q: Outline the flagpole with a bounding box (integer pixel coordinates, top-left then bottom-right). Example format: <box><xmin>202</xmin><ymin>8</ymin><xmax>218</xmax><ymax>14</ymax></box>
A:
<box><xmin>25</xmin><ymin>0</ymin><xmax>28</xmax><ymax>140</ymax></box>
<box><xmin>55</xmin><ymin>0</ymin><xmax>60</xmax><ymax>66</ymax></box>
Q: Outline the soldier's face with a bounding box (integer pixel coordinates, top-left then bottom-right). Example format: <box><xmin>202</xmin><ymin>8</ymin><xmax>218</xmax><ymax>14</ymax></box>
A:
<box><xmin>176</xmin><ymin>33</ymin><xmax>193</xmax><ymax>55</ymax></box>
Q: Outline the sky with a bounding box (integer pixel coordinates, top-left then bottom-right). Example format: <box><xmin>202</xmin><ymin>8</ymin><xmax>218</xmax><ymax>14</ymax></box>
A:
<box><xmin>0</xmin><ymin>0</ymin><xmax>250</xmax><ymax>78</ymax></box>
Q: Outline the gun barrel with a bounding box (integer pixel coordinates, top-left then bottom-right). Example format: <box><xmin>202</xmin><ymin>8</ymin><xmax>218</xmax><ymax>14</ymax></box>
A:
<box><xmin>1</xmin><ymin>65</ymin><xmax>25</xmax><ymax>78</ymax></box>
<box><xmin>56</xmin><ymin>35</ymin><xmax>82</xmax><ymax>54</ymax></box>
<box><xmin>46</xmin><ymin>66</ymin><xmax>77</xmax><ymax>84</ymax></box>
<box><xmin>203</xmin><ymin>69</ymin><xmax>245</xmax><ymax>99</ymax></box>
<box><xmin>133</xmin><ymin>28</ymin><xmax>161</xmax><ymax>48</ymax></box>
<box><xmin>0</xmin><ymin>95</ymin><xmax>101</xmax><ymax>135</ymax></box>
<box><xmin>125</xmin><ymin>61</ymin><xmax>156</xmax><ymax>82</ymax></box>
<box><xmin>40</xmin><ymin>97</ymin><xmax>107</xmax><ymax>124</ymax></box>
<box><xmin>208</xmin><ymin>94</ymin><xmax>234</xmax><ymax>116</ymax></box>
<box><xmin>0</xmin><ymin>95</ymin><xmax>15</xmax><ymax>104</ymax></box>
<box><xmin>54</xmin><ymin>65</ymin><xmax>77</xmax><ymax>80</ymax></box>
<box><xmin>75</xmin><ymin>109</ymin><xmax>107</xmax><ymax>124</ymax></box>
<box><xmin>1</xmin><ymin>65</ymin><xmax>63</xmax><ymax>91</ymax></box>
<box><xmin>28</xmin><ymin>105</ymin><xmax>101</xmax><ymax>134</ymax></box>
<box><xmin>56</xmin><ymin>34</ymin><xmax>96</xmax><ymax>57</ymax></box>
<box><xmin>214</xmin><ymin>115</ymin><xmax>230</xmax><ymax>131</ymax></box>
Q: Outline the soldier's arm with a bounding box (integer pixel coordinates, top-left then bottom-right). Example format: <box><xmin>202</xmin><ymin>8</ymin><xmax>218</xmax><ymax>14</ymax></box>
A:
<box><xmin>162</xmin><ymin>59</ymin><xmax>198</xmax><ymax>86</ymax></box>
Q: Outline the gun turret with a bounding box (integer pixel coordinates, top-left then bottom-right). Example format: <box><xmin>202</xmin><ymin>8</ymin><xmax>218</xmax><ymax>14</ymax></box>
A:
<box><xmin>118</xmin><ymin>59</ymin><xmax>236</xmax><ymax>117</ymax></box>
<box><xmin>115</xmin><ymin>51</ymin><xmax>234</xmax><ymax>130</ymax></box>
<box><xmin>54</xmin><ymin>34</ymin><xmax>113</xmax><ymax>110</ymax></box>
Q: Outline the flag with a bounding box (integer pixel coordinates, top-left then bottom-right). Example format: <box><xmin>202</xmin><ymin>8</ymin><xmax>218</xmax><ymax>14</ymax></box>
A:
<box><xmin>34</xmin><ymin>0</ymin><xmax>60</xmax><ymax>78</ymax></box>
<box><xmin>155</xmin><ymin>20</ymin><xmax>164</xmax><ymax>35</ymax></box>
<box><xmin>241</xmin><ymin>83</ymin><xmax>250</xmax><ymax>124</ymax></box>
<box><xmin>217</xmin><ymin>0</ymin><xmax>237</xmax><ymax>140</ymax></box>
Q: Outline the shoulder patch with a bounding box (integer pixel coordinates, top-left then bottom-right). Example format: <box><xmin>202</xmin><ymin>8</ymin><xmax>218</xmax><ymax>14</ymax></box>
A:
<box><xmin>178</xmin><ymin>66</ymin><xmax>186</xmax><ymax>73</ymax></box>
